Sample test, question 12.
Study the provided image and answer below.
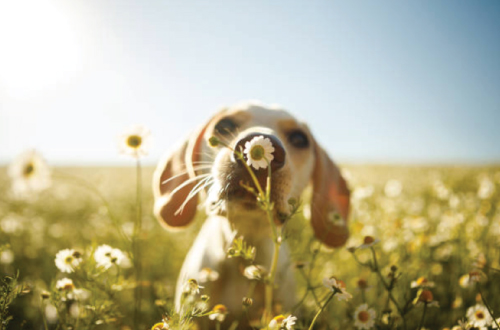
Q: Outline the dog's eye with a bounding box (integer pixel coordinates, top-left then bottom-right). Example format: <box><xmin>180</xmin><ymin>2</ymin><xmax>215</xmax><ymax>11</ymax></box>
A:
<box><xmin>214</xmin><ymin>118</ymin><xmax>238</xmax><ymax>135</ymax></box>
<box><xmin>288</xmin><ymin>130</ymin><xmax>309</xmax><ymax>148</ymax></box>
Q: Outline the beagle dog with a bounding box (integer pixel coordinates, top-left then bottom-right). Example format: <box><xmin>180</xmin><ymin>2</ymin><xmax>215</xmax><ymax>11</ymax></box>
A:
<box><xmin>152</xmin><ymin>101</ymin><xmax>350</xmax><ymax>326</ymax></box>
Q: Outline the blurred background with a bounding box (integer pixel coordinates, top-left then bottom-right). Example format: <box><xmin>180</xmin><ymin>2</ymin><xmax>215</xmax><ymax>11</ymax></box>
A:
<box><xmin>1</xmin><ymin>0</ymin><xmax>499</xmax><ymax>166</ymax></box>
<box><xmin>1</xmin><ymin>1</ymin><xmax>500</xmax><ymax>329</ymax></box>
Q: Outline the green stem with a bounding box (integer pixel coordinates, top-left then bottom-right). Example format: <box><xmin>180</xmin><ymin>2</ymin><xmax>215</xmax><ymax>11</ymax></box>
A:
<box><xmin>133</xmin><ymin>159</ymin><xmax>143</xmax><ymax>328</ymax></box>
<box><xmin>265</xmin><ymin>240</ymin><xmax>281</xmax><ymax>319</ymax></box>
<box><xmin>370</xmin><ymin>247</ymin><xmax>407</xmax><ymax>330</ymax></box>
<box><xmin>40</xmin><ymin>299</ymin><xmax>49</xmax><ymax>330</ymax></box>
<box><xmin>234</xmin><ymin>151</ymin><xmax>281</xmax><ymax>322</ymax></box>
<box><xmin>417</xmin><ymin>303</ymin><xmax>427</xmax><ymax>330</ymax></box>
<box><xmin>308</xmin><ymin>291</ymin><xmax>336</xmax><ymax>330</ymax></box>
<box><xmin>298</xmin><ymin>268</ymin><xmax>321</xmax><ymax>308</ymax></box>
<box><xmin>477</xmin><ymin>284</ymin><xmax>500</xmax><ymax>329</ymax></box>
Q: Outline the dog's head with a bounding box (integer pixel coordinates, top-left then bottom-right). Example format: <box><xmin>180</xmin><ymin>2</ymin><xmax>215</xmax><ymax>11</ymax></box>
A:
<box><xmin>152</xmin><ymin>102</ymin><xmax>350</xmax><ymax>247</ymax></box>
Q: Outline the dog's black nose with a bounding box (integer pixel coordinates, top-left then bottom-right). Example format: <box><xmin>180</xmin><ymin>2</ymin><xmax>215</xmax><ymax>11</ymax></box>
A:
<box><xmin>233</xmin><ymin>133</ymin><xmax>286</xmax><ymax>172</ymax></box>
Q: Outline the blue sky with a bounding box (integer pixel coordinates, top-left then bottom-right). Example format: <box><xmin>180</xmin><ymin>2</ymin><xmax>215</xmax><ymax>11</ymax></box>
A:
<box><xmin>1</xmin><ymin>0</ymin><xmax>499</xmax><ymax>165</ymax></box>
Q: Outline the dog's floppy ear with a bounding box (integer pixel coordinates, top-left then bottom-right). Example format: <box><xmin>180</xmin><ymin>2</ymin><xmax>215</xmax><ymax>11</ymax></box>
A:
<box><xmin>310</xmin><ymin>141</ymin><xmax>350</xmax><ymax>247</ymax></box>
<box><xmin>152</xmin><ymin>123</ymin><xmax>208</xmax><ymax>229</ymax></box>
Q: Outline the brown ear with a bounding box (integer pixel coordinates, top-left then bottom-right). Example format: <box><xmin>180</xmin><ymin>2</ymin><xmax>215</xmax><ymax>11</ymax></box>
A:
<box><xmin>310</xmin><ymin>141</ymin><xmax>350</xmax><ymax>247</ymax></box>
<box><xmin>152</xmin><ymin>124</ymin><xmax>208</xmax><ymax>229</ymax></box>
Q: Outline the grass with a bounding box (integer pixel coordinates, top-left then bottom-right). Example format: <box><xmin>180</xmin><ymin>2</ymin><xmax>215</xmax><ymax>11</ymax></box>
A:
<box><xmin>0</xmin><ymin>164</ymin><xmax>499</xmax><ymax>329</ymax></box>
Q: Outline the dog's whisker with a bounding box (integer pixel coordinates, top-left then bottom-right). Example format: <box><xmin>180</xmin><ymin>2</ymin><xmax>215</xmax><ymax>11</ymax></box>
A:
<box><xmin>185</xmin><ymin>176</ymin><xmax>213</xmax><ymax>202</ymax></box>
<box><xmin>176</xmin><ymin>176</ymin><xmax>214</xmax><ymax>214</ymax></box>
<box><xmin>168</xmin><ymin>173</ymin><xmax>211</xmax><ymax>196</ymax></box>
<box><xmin>194</xmin><ymin>151</ymin><xmax>215</xmax><ymax>160</ymax></box>
<box><xmin>161</xmin><ymin>166</ymin><xmax>212</xmax><ymax>185</ymax></box>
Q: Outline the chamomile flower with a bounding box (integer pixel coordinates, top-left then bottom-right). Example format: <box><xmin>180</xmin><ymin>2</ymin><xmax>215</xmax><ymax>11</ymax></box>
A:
<box><xmin>151</xmin><ymin>315</ymin><xmax>171</xmax><ymax>330</ymax></box>
<box><xmin>243</xmin><ymin>136</ymin><xmax>274</xmax><ymax>170</ymax></box>
<box><xmin>8</xmin><ymin>149</ymin><xmax>51</xmax><ymax>198</ymax></box>
<box><xmin>466</xmin><ymin>304</ymin><xmax>492</xmax><ymax>328</ymax></box>
<box><xmin>151</xmin><ymin>323</ymin><xmax>168</xmax><ymax>330</ymax></box>
<box><xmin>243</xmin><ymin>265</ymin><xmax>267</xmax><ymax>280</ymax></box>
<box><xmin>183</xmin><ymin>279</ymin><xmax>204</xmax><ymax>295</ymax></box>
<box><xmin>55</xmin><ymin>249</ymin><xmax>82</xmax><ymax>273</ymax></box>
<box><xmin>413</xmin><ymin>289</ymin><xmax>439</xmax><ymax>307</ymax></box>
<box><xmin>56</xmin><ymin>278</ymin><xmax>75</xmax><ymax>291</ymax></box>
<box><xmin>410</xmin><ymin>277</ymin><xmax>435</xmax><ymax>289</ymax></box>
<box><xmin>268</xmin><ymin>314</ymin><xmax>297</xmax><ymax>330</ymax></box>
<box><xmin>208</xmin><ymin>304</ymin><xmax>228</xmax><ymax>322</ymax></box>
<box><xmin>117</xmin><ymin>125</ymin><xmax>152</xmax><ymax>159</ymax></box>
<box><xmin>358</xmin><ymin>236</ymin><xmax>380</xmax><ymax>249</ymax></box>
<box><xmin>94</xmin><ymin>245</ymin><xmax>128</xmax><ymax>269</ymax></box>
<box><xmin>198</xmin><ymin>267</ymin><xmax>220</xmax><ymax>283</ymax></box>
<box><xmin>353</xmin><ymin>304</ymin><xmax>376</xmax><ymax>329</ymax></box>
<box><xmin>322</xmin><ymin>276</ymin><xmax>352</xmax><ymax>301</ymax></box>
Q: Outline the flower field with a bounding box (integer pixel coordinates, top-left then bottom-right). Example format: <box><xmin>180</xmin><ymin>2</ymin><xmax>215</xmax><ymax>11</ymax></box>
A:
<box><xmin>0</xmin><ymin>161</ymin><xmax>499</xmax><ymax>329</ymax></box>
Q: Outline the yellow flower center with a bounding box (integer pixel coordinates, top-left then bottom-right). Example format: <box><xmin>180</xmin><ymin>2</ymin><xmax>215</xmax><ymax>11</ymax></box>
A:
<box><xmin>62</xmin><ymin>283</ymin><xmax>75</xmax><ymax>291</ymax></box>
<box><xmin>213</xmin><ymin>304</ymin><xmax>227</xmax><ymax>314</ymax></box>
<box><xmin>65</xmin><ymin>256</ymin><xmax>73</xmax><ymax>264</ymax></box>
<box><xmin>127</xmin><ymin>135</ymin><xmax>142</xmax><ymax>148</ymax></box>
<box><xmin>416</xmin><ymin>277</ymin><xmax>428</xmax><ymax>285</ymax></box>
<box><xmin>151</xmin><ymin>322</ymin><xmax>165</xmax><ymax>330</ymax></box>
<box><xmin>358</xmin><ymin>310</ymin><xmax>370</xmax><ymax>322</ymax></box>
<box><xmin>475</xmin><ymin>310</ymin><xmax>485</xmax><ymax>319</ymax></box>
<box><xmin>23</xmin><ymin>163</ymin><xmax>34</xmax><ymax>177</ymax></box>
<box><xmin>273</xmin><ymin>315</ymin><xmax>285</xmax><ymax>324</ymax></box>
<box><xmin>250</xmin><ymin>145</ymin><xmax>265</xmax><ymax>161</ymax></box>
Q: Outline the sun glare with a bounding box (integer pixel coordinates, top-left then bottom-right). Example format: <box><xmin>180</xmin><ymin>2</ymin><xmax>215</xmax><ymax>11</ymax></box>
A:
<box><xmin>0</xmin><ymin>0</ymin><xmax>83</xmax><ymax>97</ymax></box>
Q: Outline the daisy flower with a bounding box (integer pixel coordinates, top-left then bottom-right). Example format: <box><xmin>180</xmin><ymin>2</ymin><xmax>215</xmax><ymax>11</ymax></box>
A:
<box><xmin>151</xmin><ymin>323</ymin><xmax>168</xmax><ymax>330</ymax></box>
<box><xmin>243</xmin><ymin>136</ymin><xmax>274</xmax><ymax>170</ymax></box>
<box><xmin>8</xmin><ymin>149</ymin><xmax>51</xmax><ymax>198</ymax></box>
<box><xmin>410</xmin><ymin>277</ymin><xmax>435</xmax><ymax>289</ymax></box>
<box><xmin>117</xmin><ymin>125</ymin><xmax>152</xmax><ymax>159</ymax></box>
<box><xmin>243</xmin><ymin>265</ymin><xmax>267</xmax><ymax>280</ymax></box>
<box><xmin>94</xmin><ymin>245</ymin><xmax>128</xmax><ymax>269</ymax></box>
<box><xmin>183</xmin><ymin>279</ymin><xmax>204</xmax><ymax>295</ymax></box>
<box><xmin>198</xmin><ymin>267</ymin><xmax>220</xmax><ymax>283</ymax></box>
<box><xmin>151</xmin><ymin>315</ymin><xmax>171</xmax><ymax>330</ymax></box>
<box><xmin>56</xmin><ymin>278</ymin><xmax>75</xmax><ymax>291</ymax></box>
<box><xmin>55</xmin><ymin>249</ymin><xmax>82</xmax><ymax>273</ymax></box>
<box><xmin>468</xmin><ymin>270</ymin><xmax>486</xmax><ymax>284</ymax></box>
<box><xmin>268</xmin><ymin>314</ymin><xmax>297</xmax><ymax>330</ymax></box>
<box><xmin>358</xmin><ymin>236</ymin><xmax>380</xmax><ymax>249</ymax></box>
<box><xmin>208</xmin><ymin>304</ymin><xmax>228</xmax><ymax>322</ymax></box>
<box><xmin>353</xmin><ymin>304</ymin><xmax>376</xmax><ymax>330</ymax></box>
<box><xmin>322</xmin><ymin>276</ymin><xmax>352</xmax><ymax>301</ymax></box>
<box><xmin>413</xmin><ymin>289</ymin><xmax>439</xmax><ymax>307</ymax></box>
<box><xmin>466</xmin><ymin>304</ymin><xmax>492</xmax><ymax>328</ymax></box>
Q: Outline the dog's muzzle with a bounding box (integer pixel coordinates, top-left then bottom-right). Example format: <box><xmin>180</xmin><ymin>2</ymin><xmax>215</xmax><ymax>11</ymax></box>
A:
<box><xmin>232</xmin><ymin>132</ymin><xmax>286</xmax><ymax>173</ymax></box>
<box><xmin>219</xmin><ymin>132</ymin><xmax>286</xmax><ymax>204</ymax></box>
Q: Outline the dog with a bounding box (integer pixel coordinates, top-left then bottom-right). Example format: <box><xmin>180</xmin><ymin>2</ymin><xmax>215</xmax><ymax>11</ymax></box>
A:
<box><xmin>152</xmin><ymin>101</ymin><xmax>350</xmax><ymax>327</ymax></box>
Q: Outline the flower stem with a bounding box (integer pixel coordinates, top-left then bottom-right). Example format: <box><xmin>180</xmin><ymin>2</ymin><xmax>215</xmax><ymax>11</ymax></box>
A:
<box><xmin>370</xmin><ymin>247</ymin><xmax>407</xmax><ymax>330</ymax></box>
<box><xmin>133</xmin><ymin>159</ymin><xmax>143</xmax><ymax>328</ymax></box>
<box><xmin>234</xmin><ymin>151</ymin><xmax>282</xmax><ymax>322</ymax></box>
<box><xmin>308</xmin><ymin>291</ymin><xmax>336</xmax><ymax>330</ymax></box>
<box><xmin>417</xmin><ymin>303</ymin><xmax>427</xmax><ymax>330</ymax></box>
<box><xmin>477</xmin><ymin>284</ymin><xmax>500</xmax><ymax>329</ymax></box>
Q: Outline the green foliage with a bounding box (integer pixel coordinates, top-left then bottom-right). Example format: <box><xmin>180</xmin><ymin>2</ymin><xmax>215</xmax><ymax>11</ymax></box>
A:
<box><xmin>0</xmin><ymin>271</ymin><xmax>29</xmax><ymax>330</ymax></box>
<box><xmin>0</xmin><ymin>165</ymin><xmax>499</xmax><ymax>329</ymax></box>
